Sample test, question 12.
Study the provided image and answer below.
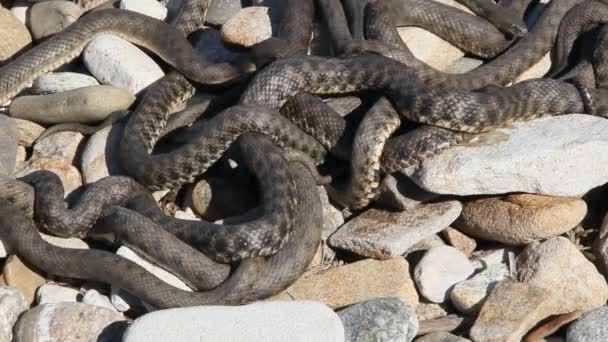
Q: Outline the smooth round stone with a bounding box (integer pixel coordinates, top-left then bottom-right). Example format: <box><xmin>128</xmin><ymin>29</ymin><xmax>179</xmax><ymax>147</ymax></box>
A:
<box><xmin>0</xmin><ymin>287</ymin><xmax>28</xmax><ymax>342</ymax></box>
<box><xmin>120</xmin><ymin>0</ymin><xmax>167</xmax><ymax>20</ymax></box>
<box><xmin>414</xmin><ymin>246</ymin><xmax>475</xmax><ymax>303</ymax></box>
<box><xmin>11</xmin><ymin>117</ymin><xmax>44</xmax><ymax>147</ymax></box>
<box><xmin>32</xmin><ymin>131</ymin><xmax>85</xmax><ymax>165</ymax></box>
<box><xmin>31</xmin><ymin>72</ymin><xmax>100</xmax><ymax>94</ymax></box>
<box><xmin>29</xmin><ymin>0</ymin><xmax>82</xmax><ymax>41</ymax></box>
<box><xmin>83</xmin><ymin>34</ymin><xmax>165</xmax><ymax>95</ymax></box>
<box><xmin>206</xmin><ymin>0</ymin><xmax>243</xmax><ymax>26</ymax></box>
<box><xmin>0</xmin><ymin>6</ymin><xmax>31</xmax><ymax>63</ymax></box>
<box><xmin>450</xmin><ymin>263</ymin><xmax>509</xmax><ymax>315</ymax></box>
<box><xmin>13</xmin><ymin>303</ymin><xmax>126</xmax><ymax>342</ymax></box>
<box><xmin>567</xmin><ymin>306</ymin><xmax>608</xmax><ymax>342</ymax></box>
<box><xmin>80</xmin><ymin>123</ymin><xmax>125</xmax><ymax>184</ymax></box>
<box><xmin>9</xmin><ymin>85</ymin><xmax>135</xmax><ymax>124</ymax></box>
<box><xmin>221</xmin><ymin>6</ymin><xmax>272</xmax><ymax>47</ymax></box>
<box><xmin>0</xmin><ymin>114</ymin><xmax>18</xmax><ymax>177</ymax></box>
<box><xmin>122</xmin><ymin>301</ymin><xmax>345</xmax><ymax>342</ymax></box>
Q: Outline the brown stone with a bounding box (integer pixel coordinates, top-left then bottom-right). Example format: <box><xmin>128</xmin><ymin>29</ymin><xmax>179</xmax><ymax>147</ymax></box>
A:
<box><xmin>524</xmin><ymin>310</ymin><xmax>582</xmax><ymax>342</ymax></box>
<box><xmin>221</xmin><ymin>7</ymin><xmax>271</xmax><ymax>47</ymax></box>
<box><xmin>12</xmin><ymin>118</ymin><xmax>45</xmax><ymax>147</ymax></box>
<box><xmin>442</xmin><ymin>227</ymin><xmax>476</xmax><ymax>257</ymax></box>
<box><xmin>15</xmin><ymin>159</ymin><xmax>82</xmax><ymax>196</ymax></box>
<box><xmin>280</xmin><ymin>258</ymin><xmax>418</xmax><ymax>310</ymax></box>
<box><xmin>0</xmin><ymin>255</ymin><xmax>46</xmax><ymax>306</ymax></box>
<box><xmin>0</xmin><ymin>7</ymin><xmax>31</xmax><ymax>64</ymax></box>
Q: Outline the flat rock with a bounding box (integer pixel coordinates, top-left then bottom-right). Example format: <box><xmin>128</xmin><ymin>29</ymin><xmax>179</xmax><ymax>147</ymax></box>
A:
<box><xmin>416</xmin><ymin>332</ymin><xmax>471</xmax><ymax>342</ymax></box>
<box><xmin>0</xmin><ymin>287</ymin><xmax>28</xmax><ymax>342</ymax></box>
<box><xmin>526</xmin><ymin>311</ymin><xmax>582</xmax><ymax>342</ymax></box>
<box><xmin>80</xmin><ymin>123</ymin><xmax>125</xmax><ymax>184</ymax></box>
<box><xmin>450</xmin><ymin>263</ymin><xmax>509</xmax><ymax>315</ymax></box>
<box><xmin>83</xmin><ymin>34</ymin><xmax>164</xmax><ymax>94</ymax></box>
<box><xmin>414</xmin><ymin>246</ymin><xmax>475</xmax><ymax>303</ymax></box>
<box><xmin>442</xmin><ymin>227</ymin><xmax>476</xmax><ymax>257</ymax></box>
<box><xmin>281</xmin><ymin>258</ymin><xmax>418</xmax><ymax>309</ymax></box>
<box><xmin>405</xmin><ymin>234</ymin><xmax>446</xmax><ymax>256</ymax></box>
<box><xmin>338</xmin><ymin>297</ymin><xmax>418</xmax><ymax>342</ymax></box>
<box><xmin>31</xmin><ymin>72</ymin><xmax>100</xmax><ymax>94</ymax></box>
<box><xmin>221</xmin><ymin>6</ymin><xmax>272</xmax><ymax>47</ymax></box>
<box><xmin>10</xmin><ymin>0</ymin><xmax>29</xmax><ymax>25</ymax></box>
<box><xmin>0</xmin><ymin>255</ymin><xmax>46</xmax><ymax>306</ymax></box>
<box><xmin>36</xmin><ymin>283</ymin><xmax>80</xmax><ymax>305</ymax></box>
<box><xmin>455</xmin><ymin>194</ymin><xmax>587</xmax><ymax>245</ymax></box>
<box><xmin>122</xmin><ymin>301</ymin><xmax>344</xmax><ymax>342</ymax></box>
<box><xmin>32</xmin><ymin>131</ymin><xmax>85</xmax><ymax>165</ymax></box>
<box><xmin>329</xmin><ymin>201</ymin><xmax>461</xmax><ymax>259</ymax></box>
<box><xmin>9</xmin><ymin>85</ymin><xmax>135</xmax><ymax>124</ymax></box>
<box><xmin>0</xmin><ymin>6</ymin><xmax>31</xmax><ymax>63</ymax></box>
<box><xmin>206</xmin><ymin>0</ymin><xmax>243</xmax><ymax>26</ymax></box>
<box><xmin>517</xmin><ymin>237</ymin><xmax>608</xmax><ymax>314</ymax></box>
<box><xmin>11</xmin><ymin>117</ymin><xmax>44</xmax><ymax>147</ymax></box>
<box><xmin>13</xmin><ymin>302</ymin><xmax>125</xmax><ymax>342</ymax></box>
<box><xmin>410</xmin><ymin>115</ymin><xmax>608</xmax><ymax>197</ymax></box>
<box><xmin>119</xmin><ymin>0</ymin><xmax>167</xmax><ymax>20</ymax></box>
<box><xmin>40</xmin><ymin>232</ymin><xmax>89</xmax><ymax>250</ymax></box>
<box><xmin>15</xmin><ymin>159</ymin><xmax>82</xmax><ymax>197</ymax></box>
<box><xmin>0</xmin><ymin>114</ymin><xmax>18</xmax><ymax>176</ymax></box>
<box><xmin>29</xmin><ymin>0</ymin><xmax>82</xmax><ymax>41</ymax></box>
<box><xmin>415</xmin><ymin>302</ymin><xmax>450</xmax><ymax>321</ymax></box>
<box><xmin>567</xmin><ymin>306</ymin><xmax>608</xmax><ymax>342</ymax></box>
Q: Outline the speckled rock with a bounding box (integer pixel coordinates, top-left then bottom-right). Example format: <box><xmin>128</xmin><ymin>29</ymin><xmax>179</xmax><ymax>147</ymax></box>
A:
<box><xmin>11</xmin><ymin>117</ymin><xmax>44</xmax><ymax>147</ymax></box>
<box><xmin>456</xmin><ymin>194</ymin><xmax>587</xmax><ymax>245</ymax></box>
<box><xmin>0</xmin><ymin>287</ymin><xmax>28</xmax><ymax>342</ymax></box>
<box><xmin>410</xmin><ymin>115</ymin><xmax>608</xmax><ymax>197</ymax></box>
<box><xmin>329</xmin><ymin>201</ymin><xmax>461</xmax><ymax>259</ymax></box>
<box><xmin>31</xmin><ymin>72</ymin><xmax>100</xmax><ymax>94</ymax></box>
<box><xmin>122</xmin><ymin>301</ymin><xmax>344</xmax><ymax>342</ymax></box>
<box><xmin>80</xmin><ymin>123</ymin><xmax>125</xmax><ymax>184</ymax></box>
<box><xmin>15</xmin><ymin>159</ymin><xmax>82</xmax><ymax>196</ymax></box>
<box><xmin>0</xmin><ymin>114</ymin><xmax>18</xmax><ymax>176</ymax></box>
<box><xmin>32</xmin><ymin>131</ymin><xmax>85</xmax><ymax>164</ymax></box>
<box><xmin>13</xmin><ymin>303</ymin><xmax>126</xmax><ymax>342</ymax></box>
<box><xmin>29</xmin><ymin>1</ymin><xmax>82</xmax><ymax>41</ymax></box>
<box><xmin>450</xmin><ymin>263</ymin><xmax>509</xmax><ymax>315</ymax></box>
<box><xmin>415</xmin><ymin>302</ymin><xmax>449</xmax><ymax>321</ymax></box>
<box><xmin>0</xmin><ymin>255</ymin><xmax>46</xmax><ymax>306</ymax></box>
<box><xmin>0</xmin><ymin>6</ymin><xmax>31</xmax><ymax>64</ymax></box>
<box><xmin>206</xmin><ymin>0</ymin><xmax>243</xmax><ymax>26</ymax></box>
<box><xmin>338</xmin><ymin>297</ymin><xmax>418</xmax><ymax>342</ymax></box>
<box><xmin>83</xmin><ymin>34</ymin><xmax>164</xmax><ymax>94</ymax></box>
<box><xmin>120</xmin><ymin>0</ymin><xmax>167</xmax><ymax>20</ymax></box>
<box><xmin>414</xmin><ymin>246</ymin><xmax>475</xmax><ymax>303</ymax></box>
<box><xmin>567</xmin><ymin>306</ymin><xmax>608</xmax><ymax>342</ymax></box>
<box><xmin>221</xmin><ymin>7</ymin><xmax>272</xmax><ymax>47</ymax></box>
<box><xmin>9</xmin><ymin>85</ymin><xmax>135</xmax><ymax>124</ymax></box>
<box><xmin>442</xmin><ymin>227</ymin><xmax>476</xmax><ymax>257</ymax></box>
<box><xmin>281</xmin><ymin>258</ymin><xmax>419</xmax><ymax>309</ymax></box>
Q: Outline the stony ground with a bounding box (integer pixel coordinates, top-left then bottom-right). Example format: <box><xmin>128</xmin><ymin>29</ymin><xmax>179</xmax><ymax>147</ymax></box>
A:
<box><xmin>1</xmin><ymin>0</ymin><xmax>608</xmax><ymax>341</ymax></box>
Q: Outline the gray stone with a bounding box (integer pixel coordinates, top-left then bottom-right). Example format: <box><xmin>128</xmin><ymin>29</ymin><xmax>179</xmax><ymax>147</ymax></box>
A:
<box><xmin>80</xmin><ymin>123</ymin><xmax>125</xmax><ymax>184</ymax></box>
<box><xmin>416</xmin><ymin>332</ymin><xmax>471</xmax><ymax>342</ymax></box>
<box><xmin>470</xmin><ymin>248</ymin><xmax>514</xmax><ymax>271</ymax></box>
<box><xmin>410</xmin><ymin>115</ymin><xmax>608</xmax><ymax>197</ymax></box>
<box><xmin>13</xmin><ymin>302</ymin><xmax>125</xmax><ymax>342</ymax></box>
<box><xmin>29</xmin><ymin>1</ymin><xmax>82</xmax><ymax>41</ymax></box>
<box><xmin>119</xmin><ymin>0</ymin><xmax>167</xmax><ymax>20</ymax></box>
<box><xmin>404</xmin><ymin>235</ymin><xmax>446</xmax><ymax>255</ymax></box>
<box><xmin>32</xmin><ymin>131</ymin><xmax>85</xmax><ymax>164</ymax></box>
<box><xmin>329</xmin><ymin>201</ymin><xmax>461</xmax><ymax>259</ymax></box>
<box><xmin>567</xmin><ymin>306</ymin><xmax>608</xmax><ymax>342</ymax></box>
<box><xmin>0</xmin><ymin>287</ymin><xmax>28</xmax><ymax>342</ymax></box>
<box><xmin>0</xmin><ymin>114</ymin><xmax>18</xmax><ymax>176</ymax></box>
<box><xmin>32</xmin><ymin>72</ymin><xmax>99</xmax><ymax>94</ymax></box>
<box><xmin>450</xmin><ymin>263</ymin><xmax>509</xmax><ymax>315</ymax></box>
<box><xmin>338</xmin><ymin>297</ymin><xmax>418</xmax><ymax>342</ymax></box>
<box><xmin>376</xmin><ymin>174</ymin><xmax>439</xmax><ymax>211</ymax></box>
<box><xmin>40</xmin><ymin>232</ymin><xmax>89</xmax><ymax>250</ymax></box>
<box><xmin>9</xmin><ymin>85</ymin><xmax>135</xmax><ymax>124</ymax></box>
<box><xmin>122</xmin><ymin>301</ymin><xmax>345</xmax><ymax>342</ymax></box>
<box><xmin>83</xmin><ymin>34</ymin><xmax>164</xmax><ymax>94</ymax></box>
<box><xmin>36</xmin><ymin>283</ymin><xmax>80</xmax><ymax>305</ymax></box>
<box><xmin>81</xmin><ymin>289</ymin><xmax>117</xmax><ymax>312</ymax></box>
<box><xmin>206</xmin><ymin>0</ymin><xmax>243</xmax><ymax>26</ymax></box>
<box><xmin>415</xmin><ymin>301</ymin><xmax>449</xmax><ymax>321</ymax></box>
<box><xmin>414</xmin><ymin>246</ymin><xmax>475</xmax><ymax>303</ymax></box>
<box><xmin>11</xmin><ymin>117</ymin><xmax>44</xmax><ymax>147</ymax></box>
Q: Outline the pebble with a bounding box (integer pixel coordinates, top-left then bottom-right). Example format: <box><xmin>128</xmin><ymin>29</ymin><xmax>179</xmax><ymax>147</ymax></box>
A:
<box><xmin>470</xmin><ymin>248</ymin><xmax>514</xmax><ymax>271</ymax></box>
<box><xmin>31</xmin><ymin>72</ymin><xmax>100</xmax><ymax>94</ymax></box>
<box><xmin>517</xmin><ymin>236</ymin><xmax>608</xmax><ymax>314</ymax></box>
<box><xmin>280</xmin><ymin>258</ymin><xmax>419</xmax><ymax>309</ymax></box>
<box><xmin>567</xmin><ymin>306</ymin><xmax>608</xmax><ymax>342</ymax></box>
<box><xmin>206</xmin><ymin>0</ymin><xmax>243</xmax><ymax>26</ymax></box>
<box><xmin>80</xmin><ymin>123</ymin><xmax>125</xmax><ymax>184</ymax></box>
<box><xmin>329</xmin><ymin>201</ymin><xmax>461</xmax><ymax>259</ymax></box>
<box><xmin>414</xmin><ymin>246</ymin><xmax>475</xmax><ymax>303</ymax></box>
<box><xmin>0</xmin><ymin>114</ymin><xmax>18</xmax><ymax>176</ymax></box>
<box><xmin>416</xmin><ymin>332</ymin><xmax>471</xmax><ymax>342</ymax></box>
<box><xmin>410</xmin><ymin>115</ymin><xmax>608</xmax><ymax>197</ymax></box>
<box><xmin>442</xmin><ymin>227</ymin><xmax>476</xmax><ymax>257</ymax></box>
<box><xmin>12</xmin><ymin>302</ymin><xmax>126</xmax><ymax>342</ymax></box>
<box><xmin>122</xmin><ymin>301</ymin><xmax>345</xmax><ymax>342</ymax></box>
<box><xmin>221</xmin><ymin>7</ymin><xmax>272</xmax><ymax>48</ymax></box>
<box><xmin>0</xmin><ymin>287</ymin><xmax>28</xmax><ymax>342</ymax></box>
<box><xmin>338</xmin><ymin>297</ymin><xmax>418</xmax><ymax>342</ymax></box>
<box><xmin>31</xmin><ymin>131</ymin><xmax>85</xmax><ymax>165</ymax></box>
<box><xmin>10</xmin><ymin>0</ymin><xmax>30</xmax><ymax>25</ymax></box>
<box><xmin>119</xmin><ymin>0</ymin><xmax>167</xmax><ymax>20</ymax></box>
<box><xmin>415</xmin><ymin>302</ymin><xmax>449</xmax><ymax>321</ymax></box>
<box><xmin>0</xmin><ymin>255</ymin><xmax>46</xmax><ymax>306</ymax></box>
<box><xmin>450</xmin><ymin>263</ymin><xmax>509</xmax><ymax>315</ymax></box>
<box><xmin>15</xmin><ymin>159</ymin><xmax>82</xmax><ymax>197</ymax></box>
<box><xmin>0</xmin><ymin>6</ymin><xmax>31</xmax><ymax>63</ymax></box>
<box><xmin>83</xmin><ymin>34</ymin><xmax>165</xmax><ymax>94</ymax></box>
<box><xmin>9</xmin><ymin>85</ymin><xmax>135</xmax><ymax>124</ymax></box>
<box><xmin>11</xmin><ymin>117</ymin><xmax>44</xmax><ymax>147</ymax></box>
<box><xmin>470</xmin><ymin>280</ymin><xmax>554</xmax><ymax>342</ymax></box>
<box><xmin>29</xmin><ymin>0</ymin><xmax>82</xmax><ymax>41</ymax></box>
<box><xmin>455</xmin><ymin>194</ymin><xmax>587</xmax><ymax>245</ymax></box>
<box><xmin>82</xmin><ymin>289</ymin><xmax>118</xmax><ymax>312</ymax></box>
<box><xmin>36</xmin><ymin>283</ymin><xmax>80</xmax><ymax>305</ymax></box>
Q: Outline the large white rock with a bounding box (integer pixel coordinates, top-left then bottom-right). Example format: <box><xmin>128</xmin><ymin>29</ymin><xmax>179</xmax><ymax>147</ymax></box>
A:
<box><xmin>122</xmin><ymin>301</ymin><xmax>345</xmax><ymax>342</ymax></box>
<box><xmin>120</xmin><ymin>0</ymin><xmax>167</xmax><ymax>20</ymax></box>
<box><xmin>31</xmin><ymin>72</ymin><xmax>99</xmax><ymax>94</ymax></box>
<box><xmin>410</xmin><ymin>115</ymin><xmax>608</xmax><ymax>197</ymax></box>
<box><xmin>0</xmin><ymin>287</ymin><xmax>28</xmax><ymax>342</ymax></box>
<box><xmin>83</xmin><ymin>34</ymin><xmax>164</xmax><ymax>95</ymax></box>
